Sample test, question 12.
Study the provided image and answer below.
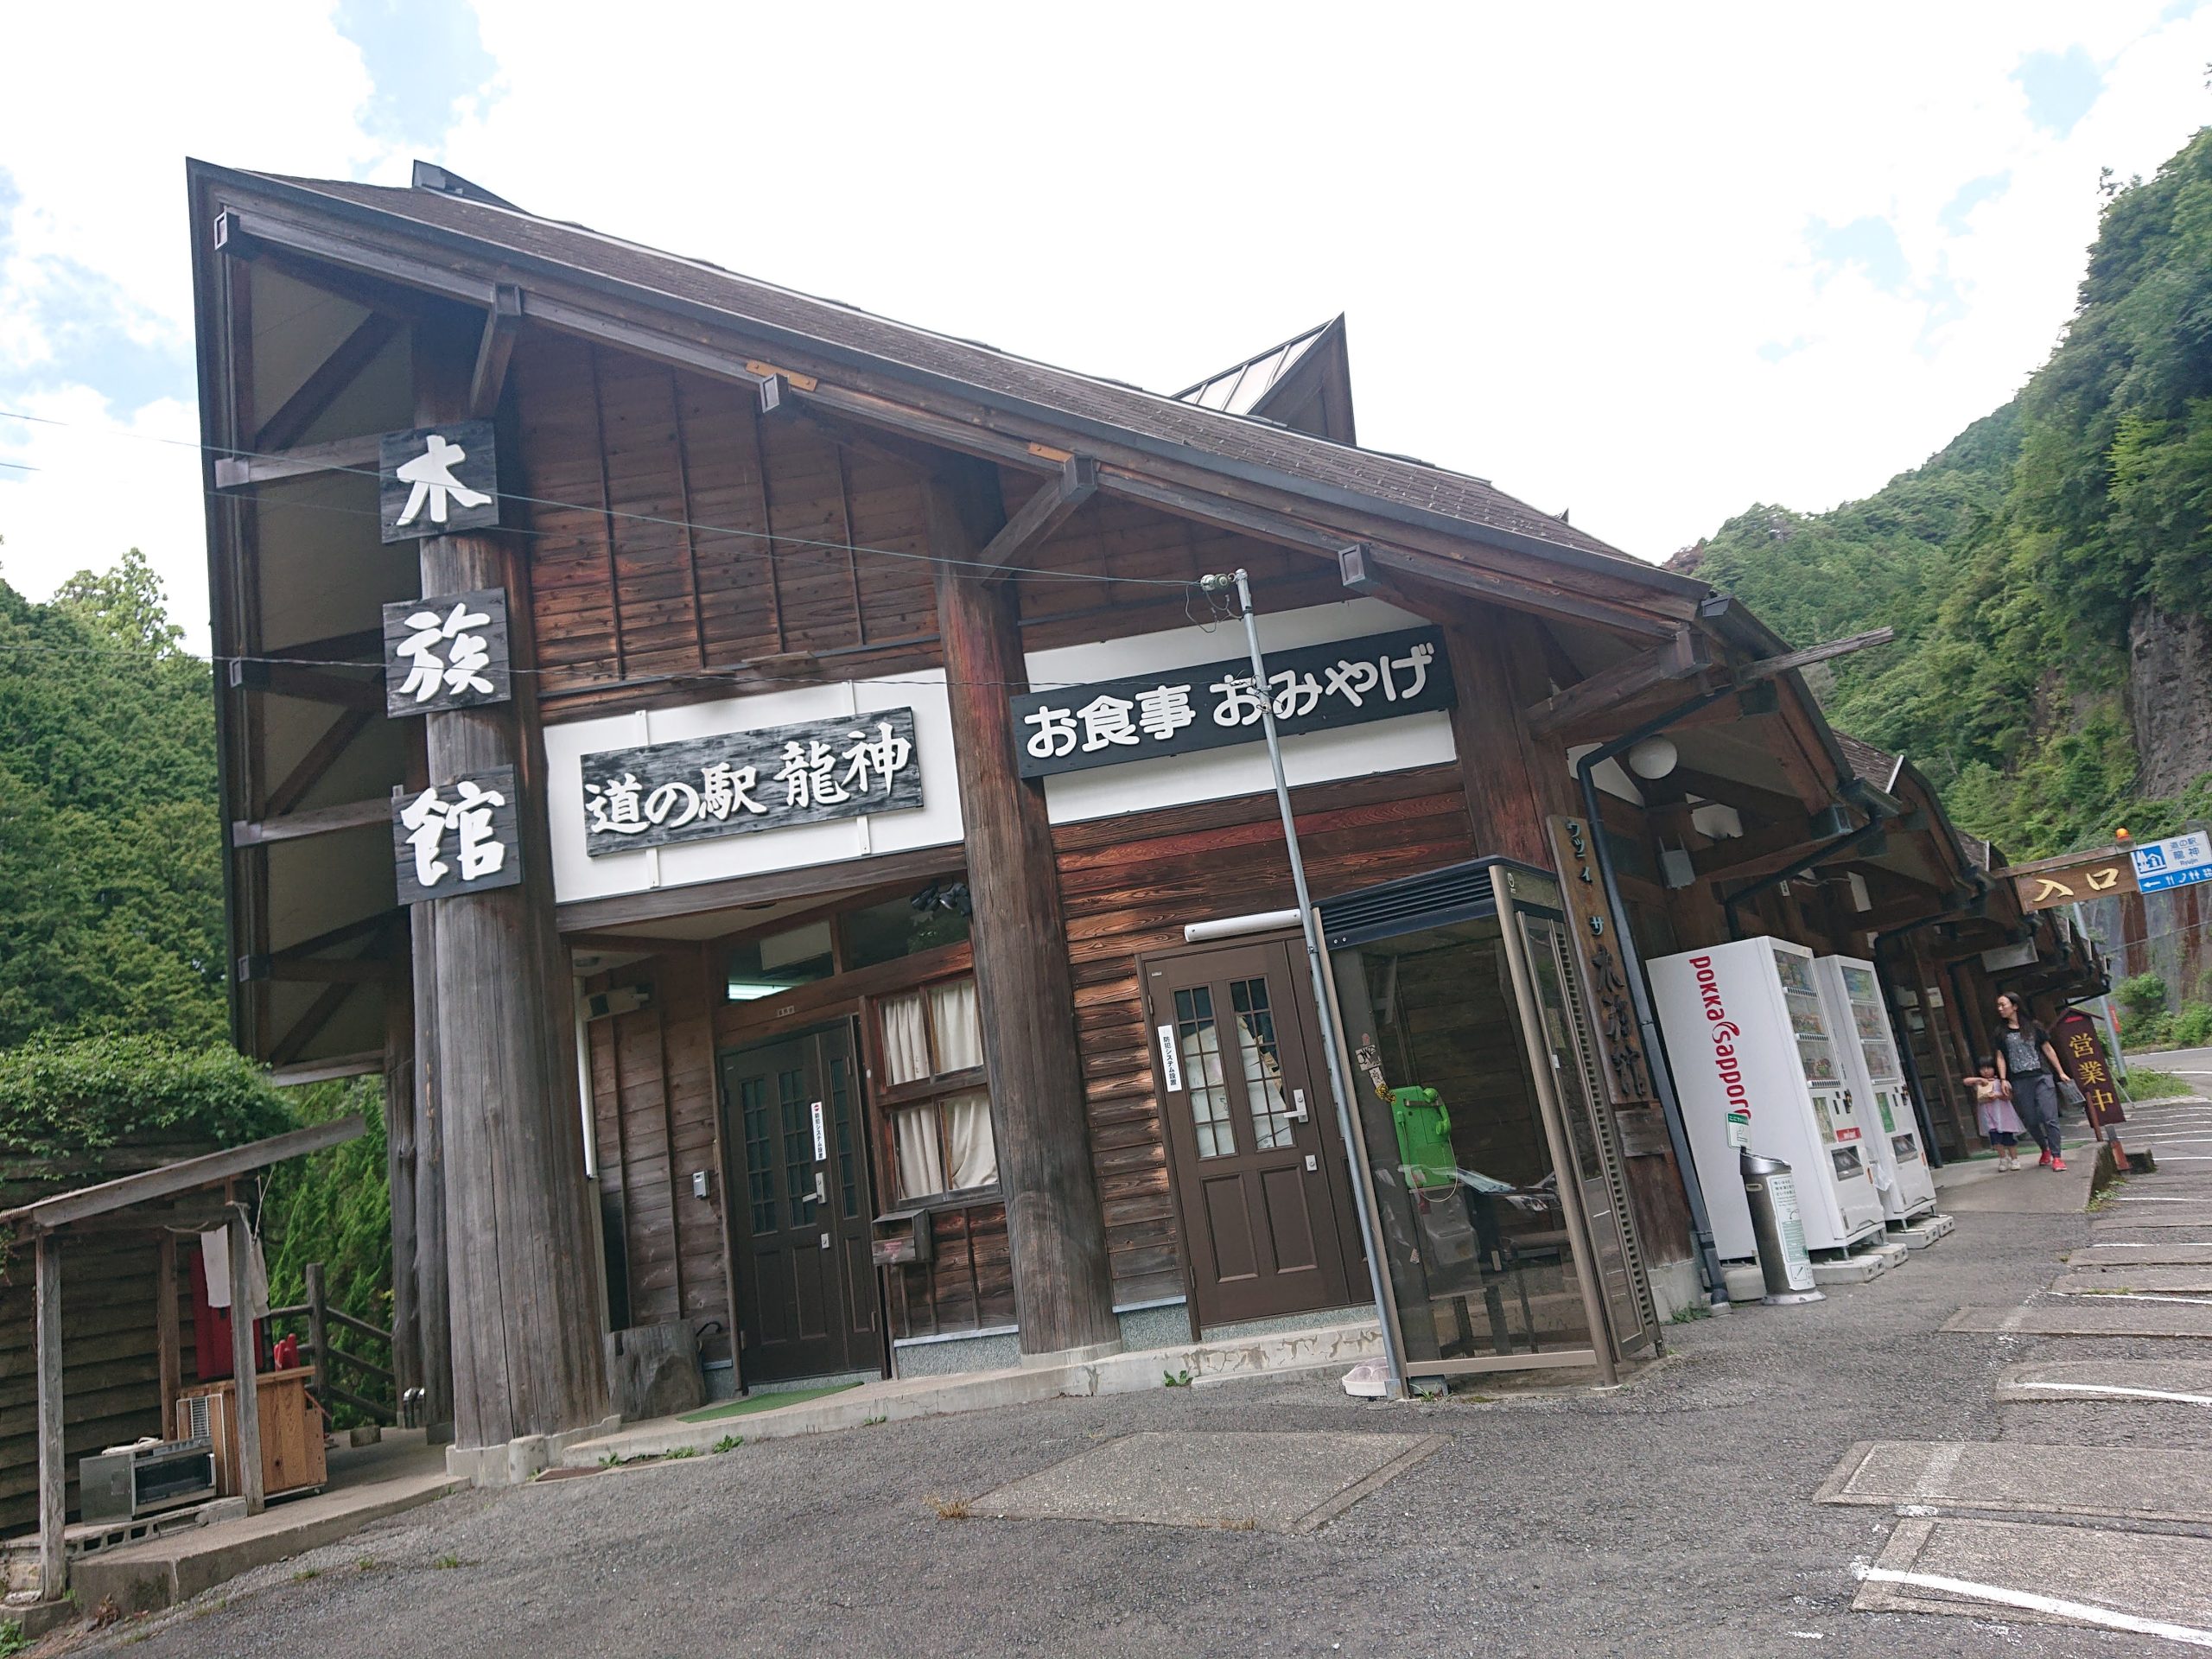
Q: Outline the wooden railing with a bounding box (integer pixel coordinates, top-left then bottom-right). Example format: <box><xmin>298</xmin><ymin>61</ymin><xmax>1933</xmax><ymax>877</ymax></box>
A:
<box><xmin>268</xmin><ymin>1262</ymin><xmax>396</xmax><ymax>1422</ymax></box>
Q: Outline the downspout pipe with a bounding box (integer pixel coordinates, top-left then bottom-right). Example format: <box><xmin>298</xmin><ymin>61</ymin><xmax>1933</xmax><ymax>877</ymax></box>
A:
<box><xmin>1575</xmin><ymin>684</ymin><xmax>1738</xmax><ymax>1308</ymax></box>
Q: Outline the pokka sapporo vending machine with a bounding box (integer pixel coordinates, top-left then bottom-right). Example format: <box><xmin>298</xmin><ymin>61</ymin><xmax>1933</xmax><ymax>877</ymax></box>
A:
<box><xmin>1649</xmin><ymin>936</ymin><xmax>1886</xmax><ymax>1261</ymax></box>
<box><xmin>1815</xmin><ymin>955</ymin><xmax>1937</xmax><ymax>1223</ymax></box>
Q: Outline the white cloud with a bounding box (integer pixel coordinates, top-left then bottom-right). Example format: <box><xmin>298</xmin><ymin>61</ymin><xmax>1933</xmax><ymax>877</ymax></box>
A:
<box><xmin>3</xmin><ymin>0</ymin><xmax>2211</xmax><ymax>658</ymax></box>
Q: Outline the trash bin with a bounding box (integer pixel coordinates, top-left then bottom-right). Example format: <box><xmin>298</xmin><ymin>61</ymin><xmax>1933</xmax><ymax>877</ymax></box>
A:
<box><xmin>1740</xmin><ymin>1149</ymin><xmax>1823</xmax><ymax>1305</ymax></box>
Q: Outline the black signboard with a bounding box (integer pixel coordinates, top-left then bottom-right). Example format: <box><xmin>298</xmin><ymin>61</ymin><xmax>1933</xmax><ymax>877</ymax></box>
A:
<box><xmin>379</xmin><ymin>420</ymin><xmax>500</xmax><ymax>543</ymax></box>
<box><xmin>1011</xmin><ymin>627</ymin><xmax>1455</xmax><ymax>780</ymax></box>
<box><xmin>580</xmin><ymin>706</ymin><xmax>923</xmax><ymax>857</ymax></box>
<box><xmin>391</xmin><ymin>766</ymin><xmax>523</xmax><ymax>906</ymax></box>
<box><xmin>382</xmin><ymin>588</ymin><xmax>512</xmax><ymax>716</ymax></box>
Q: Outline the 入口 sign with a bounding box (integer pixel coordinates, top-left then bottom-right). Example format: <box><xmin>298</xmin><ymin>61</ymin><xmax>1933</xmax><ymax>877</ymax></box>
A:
<box><xmin>1010</xmin><ymin>627</ymin><xmax>1454</xmax><ymax>781</ymax></box>
<box><xmin>579</xmin><ymin>706</ymin><xmax>922</xmax><ymax>857</ymax></box>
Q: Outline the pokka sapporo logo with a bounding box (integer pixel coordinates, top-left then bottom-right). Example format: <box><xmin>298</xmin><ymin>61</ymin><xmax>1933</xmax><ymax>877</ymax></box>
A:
<box><xmin>1692</xmin><ymin>955</ymin><xmax>1751</xmax><ymax>1136</ymax></box>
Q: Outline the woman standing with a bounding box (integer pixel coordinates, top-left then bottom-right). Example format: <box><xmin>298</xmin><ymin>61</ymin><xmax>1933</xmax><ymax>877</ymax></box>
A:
<box><xmin>1993</xmin><ymin>991</ymin><xmax>2067</xmax><ymax>1172</ymax></box>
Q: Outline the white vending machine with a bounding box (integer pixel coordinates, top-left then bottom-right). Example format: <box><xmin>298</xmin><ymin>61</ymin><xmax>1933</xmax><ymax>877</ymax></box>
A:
<box><xmin>1649</xmin><ymin>936</ymin><xmax>1887</xmax><ymax>1260</ymax></box>
<box><xmin>1815</xmin><ymin>955</ymin><xmax>1937</xmax><ymax>1223</ymax></box>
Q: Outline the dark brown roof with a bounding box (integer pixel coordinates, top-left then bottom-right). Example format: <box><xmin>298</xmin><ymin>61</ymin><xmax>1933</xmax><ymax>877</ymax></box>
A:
<box><xmin>1835</xmin><ymin>733</ymin><xmax>1900</xmax><ymax>791</ymax></box>
<box><xmin>236</xmin><ymin>169</ymin><xmax>1688</xmax><ymax>589</ymax></box>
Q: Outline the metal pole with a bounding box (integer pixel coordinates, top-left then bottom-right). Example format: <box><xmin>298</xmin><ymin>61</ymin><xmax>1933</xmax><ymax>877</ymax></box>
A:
<box><xmin>1211</xmin><ymin>569</ymin><xmax>1405</xmax><ymax>1397</ymax></box>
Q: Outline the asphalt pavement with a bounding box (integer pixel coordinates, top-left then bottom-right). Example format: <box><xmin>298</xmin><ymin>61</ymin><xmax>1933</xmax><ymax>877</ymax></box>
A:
<box><xmin>49</xmin><ymin>1095</ymin><xmax>2212</xmax><ymax>1659</ymax></box>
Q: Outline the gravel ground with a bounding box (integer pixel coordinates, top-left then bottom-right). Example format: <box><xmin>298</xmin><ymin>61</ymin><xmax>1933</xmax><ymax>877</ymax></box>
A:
<box><xmin>55</xmin><ymin>1195</ymin><xmax>2188</xmax><ymax>1659</ymax></box>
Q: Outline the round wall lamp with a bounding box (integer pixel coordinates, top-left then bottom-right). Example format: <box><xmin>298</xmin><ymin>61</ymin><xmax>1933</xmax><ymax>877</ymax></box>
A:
<box><xmin>1626</xmin><ymin>735</ymin><xmax>1679</xmax><ymax>780</ymax></box>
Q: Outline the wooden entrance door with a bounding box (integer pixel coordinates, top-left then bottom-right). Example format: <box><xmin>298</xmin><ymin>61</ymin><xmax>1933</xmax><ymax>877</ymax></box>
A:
<box><xmin>1145</xmin><ymin>938</ymin><xmax>1358</xmax><ymax>1330</ymax></box>
<box><xmin>718</xmin><ymin>1025</ymin><xmax>882</xmax><ymax>1382</ymax></box>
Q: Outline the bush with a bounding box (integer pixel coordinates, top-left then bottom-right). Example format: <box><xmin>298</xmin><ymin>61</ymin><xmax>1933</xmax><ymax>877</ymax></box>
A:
<box><xmin>2171</xmin><ymin>1003</ymin><xmax>2212</xmax><ymax>1048</ymax></box>
<box><xmin>2113</xmin><ymin>973</ymin><xmax>2170</xmax><ymax>1018</ymax></box>
<box><xmin>2120</xmin><ymin>1008</ymin><xmax>2175</xmax><ymax>1049</ymax></box>
<box><xmin>0</xmin><ymin>1034</ymin><xmax>291</xmax><ymax>1166</ymax></box>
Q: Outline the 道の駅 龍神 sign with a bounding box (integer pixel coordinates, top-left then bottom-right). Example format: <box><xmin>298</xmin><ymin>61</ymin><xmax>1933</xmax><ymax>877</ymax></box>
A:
<box><xmin>1010</xmin><ymin>626</ymin><xmax>1454</xmax><ymax>780</ymax></box>
<box><xmin>379</xmin><ymin>421</ymin><xmax>500</xmax><ymax>543</ymax></box>
<box><xmin>391</xmin><ymin>766</ymin><xmax>522</xmax><ymax>905</ymax></box>
<box><xmin>381</xmin><ymin>588</ymin><xmax>511</xmax><ymax>716</ymax></box>
<box><xmin>579</xmin><ymin>707</ymin><xmax>922</xmax><ymax>857</ymax></box>
<box><xmin>2132</xmin><ymin>830</ymin><xmax>2212</xmax><ymax>894</ymax></box>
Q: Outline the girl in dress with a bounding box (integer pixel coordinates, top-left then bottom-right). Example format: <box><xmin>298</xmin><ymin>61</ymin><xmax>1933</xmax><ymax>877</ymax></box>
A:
<box><xmin>1961</xmin><ymin>1058</ymin><xmax>2026</xmax><ymax>1171</ymax></box>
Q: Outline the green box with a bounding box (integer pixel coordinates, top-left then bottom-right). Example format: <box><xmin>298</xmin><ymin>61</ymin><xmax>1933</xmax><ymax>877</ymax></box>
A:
<box><xmin>1391</xmin><ymin>1085</ymin><xmax>1455</xmax><ymax>1189</ymax></box>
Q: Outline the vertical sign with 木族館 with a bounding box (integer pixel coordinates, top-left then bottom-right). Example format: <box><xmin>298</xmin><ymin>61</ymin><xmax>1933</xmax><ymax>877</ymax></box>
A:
<box><xmin>379</xmin><ymin>421</ymin><xmax>501</xmax><ymax>543</ymax></box>
<box><xmin>392</xmin><ymin>766</ymin><xmax>523</xmax><ymax>906</ymax></box>
<box><xmin>382</xmin><ymin>589</ymin><xmax>511</xmax><ymax>716</ymax></box>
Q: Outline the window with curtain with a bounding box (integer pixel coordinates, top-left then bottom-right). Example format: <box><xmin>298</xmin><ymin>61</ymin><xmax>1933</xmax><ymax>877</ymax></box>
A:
<box><xmin>875</xmin><ymin>974</ymin><xmax>997</xmax><ymax>1202</ymax></box>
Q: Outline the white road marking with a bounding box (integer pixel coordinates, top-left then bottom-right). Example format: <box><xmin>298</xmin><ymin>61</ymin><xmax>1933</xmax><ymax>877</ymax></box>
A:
<box><xmin>2014</xmin><ymin>1381</ymin><xmax>2212</xmax><ymax>1406</ymax></box>
<box><xmin>1856</xmin><ymin>1566</ymin><xmax>2212</xmax><ymax>1646</ymax></box>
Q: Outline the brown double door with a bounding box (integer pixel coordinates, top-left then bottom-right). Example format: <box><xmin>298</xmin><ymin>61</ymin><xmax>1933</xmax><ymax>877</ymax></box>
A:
<box><xmin>718</xmin><ymin>1025</ymin><xmax>882</xmax><ymax>1383</ymax></box>
<box><xmin>1146</xmin><ymin>938</ymin><xmax>1363</xmax><ymax>1330</ymax></box>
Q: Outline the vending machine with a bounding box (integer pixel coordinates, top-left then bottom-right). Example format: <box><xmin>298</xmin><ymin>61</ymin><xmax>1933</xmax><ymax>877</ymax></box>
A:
<box><xmin>1649</xmin><ymin>936</ymin><xmax>1886</xmax><ymax>1260</ymax></box>
<box><xmin>1815</xmin><ymin>955</ymin><xmax>1937</xmax><ymax>1223</ymax></box>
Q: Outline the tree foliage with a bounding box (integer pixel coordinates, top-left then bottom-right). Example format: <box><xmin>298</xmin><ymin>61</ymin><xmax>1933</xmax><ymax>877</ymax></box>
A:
<box><xmin>0</xmin><ymin>1034</ymin><xmax>290</xmax><ymax>1169</ymax></box>
<box><xmin>0</xmin><ymin>549</ymin><xmax>226</xmax><ymax>1046</ymax></box>
<box><xmin>1684</xmin><ymin>127</ymin><xmax>2212</xmax><ymax>860</ymax></box>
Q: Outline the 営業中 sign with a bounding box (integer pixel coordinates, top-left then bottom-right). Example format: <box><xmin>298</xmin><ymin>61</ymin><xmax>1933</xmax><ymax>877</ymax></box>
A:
<box><xmin>2131</xmin><ymin>830</ymin><xmax>2212</xmax><ymax>894</ymax></box>
<box><xmin>379</xmin><ymin>421</ymin><xmax>500</xmax><ymax>543</ymax></box>
<box><xmin>391</xmin><ymin>767</ymin><xmax>522</xmax><ymax>905</ymax></box>
<box><xmin>1011</xmin><ymin>627</ymin><xmax>1454</xmax><ymax>780</ymax></box>
<box><xmin>381</xmin><ymin>588</ymin><xmax>511</xmax><ymax>715</ymax></box>
<box><xmin>579</xmin><ymin>707</ymin><xmax>922</xmax><ymax>857</ymax></box>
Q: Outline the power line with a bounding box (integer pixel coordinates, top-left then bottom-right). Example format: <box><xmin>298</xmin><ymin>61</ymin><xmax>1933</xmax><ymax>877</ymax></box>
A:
<box><xmin>0</xmin><ymin>405</ymin><xmax>1198</xmax><ymax>591</ymax></box>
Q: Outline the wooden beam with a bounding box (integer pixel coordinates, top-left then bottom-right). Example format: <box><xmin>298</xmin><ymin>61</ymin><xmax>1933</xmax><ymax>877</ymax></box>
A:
<box><xmin>227</xmin><ymin>658</ymin><xmax>383</xmax><ymax>710</ymax></box>
<box><xmin>3</xmin><ymin>1117</ymin><xmax>366</xmax><ymax>1232</ymax></box>
<box><xmin>270</xmin><ymin>1049</ymin><xmax>386</xmax><ymax>1087</ymax></box>
<box><xmin>766</xmin><ymin>377</ymin><xmax>956</xmax><ymax>475</ymax></box>
<box><xmin>1735</xmin><ymin>626</ymin><xmax>1895</xmax><ymax>685</ymax></box>
<box><xmin>273</xmin><ymin>911</ymin><xmax>395</xmax><ymax>961</ymax></box>
<box><xmin>556</xmin><ymin>842</ymin><xmax>963</xmax><ymax>934</ymax></box>
<box><xmin>977</xmin><ymin>457</ymin><xmax>1098</xmax><ymax>581</ymax></box>
<box><xmin>267</xmin><ymin>977</ymin><xmax>360</xmax><ymax>1068</ymax></box>
<box><xmin>228</xmin><ymin>1205</ymin><xmax>264</xmax><ymax>1514</ymax></box>
<box><xmin>35</xmin><ymin>1233</ymin><xmax>64</xmax><ymax>1600</ymax></box>
<box><xmin>238</xmin><ymin>957</ymin><xmax>399</xmax><ymax>986</ymax></box>
<box><xmin>468</xmin><ymin>283</ymin><xmax>523</xmax><ymax>418</ymax></box>
<box><xmin>1524</xmin><ymin>627</ymin><xmax>1711</xmax><ymax>736</ymax></box>
<box><xmin>254</xmin><ymin>313</ymin><xmax>399</xmax><ymax>452</ymax></box>
<box><xmin>1671</xmin><ymin>766</ymin><xmax>1811</xmax><ymax>827</ymax></box>
<box><xmin>213</xmin><ymin>431</ymin><xmax>381</xmax><ymax>490</ymax></box>
<box><xmin>925</xmin><ymin>469</ymin><xmax>1120</xmax><ymax>1357</ymax></box>
<box><xmin>262</xmin><ymin>705</ymin><xmax>376</xmax><ymax>818</ymax></box>
<box><xmin>156</xmin><ymin>1230</ymin><xmax>181</xmax><ymax>1439</ymax></box>
<box><xmin>232</xmin><ymin>796</ymin><xmax>389</xmax><ymax>848</ymax></box>
<box><xmin>1688</xmin><ymin>811</ymin><xmax>1856</xmax><ymax>880</ymax></box>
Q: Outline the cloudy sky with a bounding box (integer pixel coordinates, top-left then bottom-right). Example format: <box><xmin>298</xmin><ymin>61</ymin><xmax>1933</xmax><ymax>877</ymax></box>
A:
<box><xmin>3</xmin><ymin>2</ymin><xmax>2208</xmax><ymax>652</ymax></box>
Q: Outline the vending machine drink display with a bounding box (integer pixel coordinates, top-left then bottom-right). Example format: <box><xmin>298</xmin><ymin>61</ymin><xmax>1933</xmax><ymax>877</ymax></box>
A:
<box><xmin>1815</xmin><ymin>955</ymin><xmax>1937</xmax><ymax>1223</ymax></box>
<box><xmin>1649</xmin><ymin>937</ymin><xmax>1887</xmax><ymax>1260</ymax></box>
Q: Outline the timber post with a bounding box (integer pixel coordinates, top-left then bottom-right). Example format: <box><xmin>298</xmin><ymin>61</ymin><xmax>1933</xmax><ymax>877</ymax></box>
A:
<box><xmin>305</xmin><ymin>1262</ymin><xmax>332</xmax><ymax>1402</ymax></box>
<box><xmin>227</xmin><ymin>1204</ymin><xmax>264</xmax><ymax>1514</ymax></box>
<box><xmin>156</xmin><ymin>1230</ymin><xmax>181</xmax><ymax>1439</ymax></box>
<box><xmin>411</xmin><ymin>319</ymin><xmax>612</xmax><ymax>1459</ymax></box>
<box><xmin>925</xmin><ymin>471</ymin><xmax>1122</xmax><ymax>1359</ymax></box>
<box><xmin>383</xmin><ymin>965</ymin><xmax>423</xmax><ymax>1420</ymax></box>
<box><xmin>35</xmin><ymin>1232</ymin><xmax>64</xmax><ymax>1600</ymax></box>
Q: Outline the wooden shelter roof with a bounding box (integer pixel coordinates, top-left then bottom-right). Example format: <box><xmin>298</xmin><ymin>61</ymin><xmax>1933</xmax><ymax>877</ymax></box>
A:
<box><xmin>213</xmin><ymin>165</ymin><xmax>1694</xmax><ymax>592</ymax></box>
<box><xmin>2</xmin><ymin>1117</ymin><xmax>364</xmax><ymax>1235</ymax></box>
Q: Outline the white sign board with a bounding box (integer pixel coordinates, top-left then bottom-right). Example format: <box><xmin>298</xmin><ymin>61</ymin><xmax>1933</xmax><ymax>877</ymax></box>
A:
<box><xmin>2132</xmin><ymin>830</ymin><xmax>2212</xmax><ymax>894</ymax></box>
<box><xmin>810</xmin><ymin>1101</ymin><xmax>827</xmax><ymax>1163</ymax></box>
<box><xmin>1156</xmin><ymin>1024</ymin><xmax>1183</xmax><ymax>1093</ymax></box>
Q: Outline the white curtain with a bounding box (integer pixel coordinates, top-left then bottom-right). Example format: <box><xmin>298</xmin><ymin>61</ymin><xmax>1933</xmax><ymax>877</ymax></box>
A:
<box><xmin>881</xmin><ymin>990</ymin><xmax>932</xmax><ymax>1086</ymax></box>
<box><xmin>931</xmin><ymin>978</ymin><xmax>983</xmax><ymax>1073</ymax></box>
<box><xmin>893</xmin><ymin>1105</ymin><xmax>946</xmax><ymax>1199</ymax></box>
<box><xmin>944</xmin><ymin>1089</ymin><xmax>998</xmax><ymax>1189</ymax></box>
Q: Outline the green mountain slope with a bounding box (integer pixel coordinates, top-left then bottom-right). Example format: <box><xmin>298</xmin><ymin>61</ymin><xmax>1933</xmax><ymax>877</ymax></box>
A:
<box><xmin>1675</xmin><ymin>126</ymin><xmax>2212</xmax><ymax>861</ymax></box>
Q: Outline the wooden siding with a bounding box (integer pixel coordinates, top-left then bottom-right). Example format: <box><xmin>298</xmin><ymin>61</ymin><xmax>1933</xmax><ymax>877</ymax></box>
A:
<box><xmin>0</xmin><ymin>1236</ymin><xmax>198</xmax><ymax>1535</ymax></box>
<box><xmin>585</xmin><ymin>949</ymin><xmax>733</xmax><ymax>1363</ymax></box>
<box><xmin>1053</xmin><ymin>766</ymin><xmax>1478</xmax><ymax>1309</ymax></box>
<box><xmin>511</xmin><ymin>334</ymin><xmax>938</xmax><ymax>709</ymax></box>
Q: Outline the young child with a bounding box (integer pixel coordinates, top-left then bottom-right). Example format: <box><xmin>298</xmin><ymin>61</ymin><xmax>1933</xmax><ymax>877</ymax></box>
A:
<box><xmin>1962</xmin><ymin>1058</ymin><xmax>2026</xmax><ymax>1171</ymax></box>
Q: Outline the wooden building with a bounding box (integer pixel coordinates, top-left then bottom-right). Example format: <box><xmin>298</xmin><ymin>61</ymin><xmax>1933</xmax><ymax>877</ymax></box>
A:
<box><xmin>183</xmin><ymin>161</ymin><xmax>2101</xmax><ymax>1453</ymax></box>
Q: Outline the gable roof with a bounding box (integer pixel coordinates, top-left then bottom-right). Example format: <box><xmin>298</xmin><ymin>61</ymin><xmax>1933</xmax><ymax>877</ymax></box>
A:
<box><xmin>208</xmin><ymin>164</ymin><xmax>1699</xmax><ymax>598</ymax></box>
